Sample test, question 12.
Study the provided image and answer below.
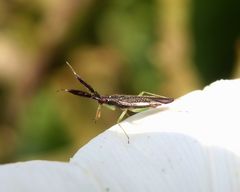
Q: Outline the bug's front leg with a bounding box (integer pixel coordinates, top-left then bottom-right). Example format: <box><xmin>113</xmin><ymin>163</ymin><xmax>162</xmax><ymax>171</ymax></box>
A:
<box><xmin>94</xmin><ymin>104</ymin><xmax>102</xmax><ymax>123</ymax></box>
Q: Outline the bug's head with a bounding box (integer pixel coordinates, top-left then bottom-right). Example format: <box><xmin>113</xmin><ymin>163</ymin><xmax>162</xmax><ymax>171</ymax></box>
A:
<box><xmin>91</xmin><ymin>93</ymin><xmax>102</xmax><ymax>102</ymax></box>
<box><xmin>95</xmin><ymin>95</ymin><xmax>109</xmax><ymax>104</ymax></box>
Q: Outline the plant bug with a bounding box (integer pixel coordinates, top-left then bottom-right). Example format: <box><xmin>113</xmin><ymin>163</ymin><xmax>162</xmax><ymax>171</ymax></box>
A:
<box><xmin>60</xmin><ymin>62</ymin><xmax>174</xmax><ymax>143</ymax></box>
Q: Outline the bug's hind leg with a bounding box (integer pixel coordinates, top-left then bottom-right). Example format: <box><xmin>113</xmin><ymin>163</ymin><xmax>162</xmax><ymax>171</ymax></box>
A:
<box><xmin>117</xmin><ymin>110</ymin><xmax>130</xmax><ymax>144</ymax></box>
<box><xmin>138</xmin><ymin>91</ymin><xmax>174</xmax><ymax>104</ymax></box>
<box><xmin>138</xmin><ymin>91</ymin><xmax>162</xmax><ymax>97</ymax></box>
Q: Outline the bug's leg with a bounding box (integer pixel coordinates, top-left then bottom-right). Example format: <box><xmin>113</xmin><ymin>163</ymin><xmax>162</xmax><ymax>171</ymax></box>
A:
<box><xmin>139</xmin><ymin>91</ymin><xmax>174</xmax><ymax>104</ymax></box>
<box><xmin>94</xmin><ymin>104</ymin><xmax>102</xmax><ymax>123</ymax></box>
<box><xmin>117</xmin><ymin>110</ymin><xmax>130</xmax><ymax>144</ymax></box>
<box><xmin>138</xmin><ymin>91</ymin><xmax>162</xmax><ymax>97</ymax></box>
<box><xmin>117</xmin><ymin>110</ymin><xmax>128</xmax><ymax>123</ymax></box>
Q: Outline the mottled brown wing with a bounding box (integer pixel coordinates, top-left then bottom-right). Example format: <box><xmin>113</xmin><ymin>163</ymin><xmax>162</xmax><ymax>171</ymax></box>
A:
<box><xmin>104</xmin><ymin>95</ymin><xmax>174</xmax><ymax>109</ymax></box>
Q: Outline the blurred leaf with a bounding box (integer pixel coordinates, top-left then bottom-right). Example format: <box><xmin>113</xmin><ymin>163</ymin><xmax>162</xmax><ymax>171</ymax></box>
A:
<box><xmin>97</xmin><ymin>0</ymin><xmax>159</xmax><ymax>93</ymax></box>
<box><xmin>17</xmin><ymin>89</ymin><xmax>71</xmax><ymax>157</ymax></box>
<box><xmin>192</xmin><ymin>0</ymin><xmax>240</xmax><ymax>84</ymax></box>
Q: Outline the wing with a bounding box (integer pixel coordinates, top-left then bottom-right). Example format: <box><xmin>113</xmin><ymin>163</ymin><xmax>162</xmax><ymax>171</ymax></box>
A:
<box><xmin>104</xmin><ymin>95</ymin><xmax>174</xmax><ymax>109</ymax></box>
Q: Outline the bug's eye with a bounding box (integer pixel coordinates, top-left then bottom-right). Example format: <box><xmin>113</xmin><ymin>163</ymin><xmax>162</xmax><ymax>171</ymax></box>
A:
<box><xmin>102</xmin><ymin>98</ymin><xmax>108</xmax><ymax>102</ymax></box>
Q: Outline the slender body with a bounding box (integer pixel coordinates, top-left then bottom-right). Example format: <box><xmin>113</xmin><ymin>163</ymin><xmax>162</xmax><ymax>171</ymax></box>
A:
<box><xmin>66</xmin><ymin>90</ymin><xmax>174</xmax><ymax>110</ymax></box>
<box><xmin>61</xmin><ymin>62</ymin><xmax>174</xmax><ymax>143</ymax></box>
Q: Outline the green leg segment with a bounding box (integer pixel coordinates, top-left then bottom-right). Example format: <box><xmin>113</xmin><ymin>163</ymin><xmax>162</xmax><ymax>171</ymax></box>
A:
<box><xmin>117</xmin><ymin>110</ymin><xmax>130</xmax><ymax>144</ymax></box>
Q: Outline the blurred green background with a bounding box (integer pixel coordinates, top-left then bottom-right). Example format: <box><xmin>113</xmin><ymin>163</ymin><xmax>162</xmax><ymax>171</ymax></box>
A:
<box><xmin>0</xmin><ymin>0</ymin><xmax>239</xmax><ymax>163</ymax></box>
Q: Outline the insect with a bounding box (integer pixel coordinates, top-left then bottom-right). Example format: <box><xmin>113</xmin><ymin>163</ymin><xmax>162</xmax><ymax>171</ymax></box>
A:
<box><xmin>61</xmin><ymin>62</ymin><xmax>174</xmax><ymax>143</ymax></box>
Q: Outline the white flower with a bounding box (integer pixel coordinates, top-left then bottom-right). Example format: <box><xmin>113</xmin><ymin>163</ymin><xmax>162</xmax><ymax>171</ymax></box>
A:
<box><xmin>1</xmin><ymin>79</ymin><xmax>240</xmax><ymax>192</ymax></box>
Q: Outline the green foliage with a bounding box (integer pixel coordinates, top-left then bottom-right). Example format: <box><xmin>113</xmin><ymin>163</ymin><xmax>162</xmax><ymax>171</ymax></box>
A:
<box><xmin>97</xmin><ymin>0</ymin><xmax>158</xmax><ymax>92</ymax></box>
<box><xmin>17</xmin><ymin>89</ymin><xmax>71</xmax><ymax>157</ymax></box>
<box><xmin>192</xmin><ymin>0</ymin><xmax>240</xmax><ymax>84</ymax></box>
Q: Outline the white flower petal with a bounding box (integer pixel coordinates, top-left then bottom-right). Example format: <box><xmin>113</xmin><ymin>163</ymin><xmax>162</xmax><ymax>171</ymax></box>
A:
<box><xmin>0</xmin><ymin>161</ymin><xmax>101</xmax><ymax>192</ymax></box>
<box><xmin>1</xmin><ymin>79</ymin><xmax>240</xmax><ymax>192</ymax></box>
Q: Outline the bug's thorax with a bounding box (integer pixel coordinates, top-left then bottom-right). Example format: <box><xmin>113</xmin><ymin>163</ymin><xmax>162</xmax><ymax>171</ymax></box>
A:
<box><xmin>95</xmin><ymin>95</ymin><xmax>114</xmax><ymax>105</ymax></box>
<box><xmin>93</xmin><ymin>95</ymin><xmax>107</xmax><ymax>104</ymax></box>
